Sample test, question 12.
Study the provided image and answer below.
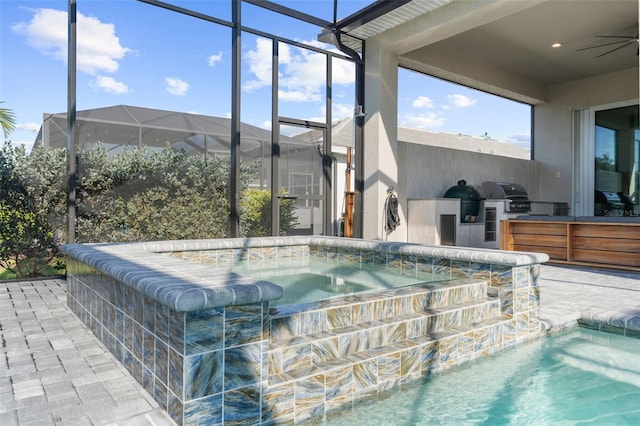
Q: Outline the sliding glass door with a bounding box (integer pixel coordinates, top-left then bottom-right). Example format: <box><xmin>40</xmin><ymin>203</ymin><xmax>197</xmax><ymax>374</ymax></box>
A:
<box><xmin>594</xmin><ymin>104</ymin><xmax>639</xmax><ymax>216</ymax></box>
<box><xmin>575</xmin><ymin>102</ymin><xmax>639</xmax><ymax>217</ymax></box>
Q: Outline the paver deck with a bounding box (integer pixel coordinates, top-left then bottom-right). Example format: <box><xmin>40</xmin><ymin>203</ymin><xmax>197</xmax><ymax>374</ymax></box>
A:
<box><xmin>0</xmin><ymin>279</ymin><xmax>175</xmax><ymax>426</ymax></box>
<box><xmin>539</xmin><ymin>264</ymin><xmax>640</xmax><ymax>335</ymax></box>
<box><xmin>0</xmin><ymin>264</ymin><xmax>638</xmax><ymax>425</ymax></box>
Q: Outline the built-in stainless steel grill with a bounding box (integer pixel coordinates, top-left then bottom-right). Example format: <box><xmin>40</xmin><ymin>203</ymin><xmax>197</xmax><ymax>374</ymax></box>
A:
<box><xmin>480</xmin><ymin>182</ymin><xmax>531</xmax><ymax>213</ymax></box>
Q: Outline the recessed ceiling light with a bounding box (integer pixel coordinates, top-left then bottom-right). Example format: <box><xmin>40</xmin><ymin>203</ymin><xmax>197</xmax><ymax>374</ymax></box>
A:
<box><xmin>551</xmin><ymin>42</ymin><xmax>563</xmax><ymax>48</ymax></box>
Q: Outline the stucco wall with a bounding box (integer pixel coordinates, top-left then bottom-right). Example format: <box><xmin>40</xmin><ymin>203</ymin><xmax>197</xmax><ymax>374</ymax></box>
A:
<box><xmin>402</xmin><ymin>142</ymin><xmax>541</xmax><ymax>201</ymax></box>
<box><xmin>534</xmin><ymin>67</ymin><xmax>639</xmax><ymax>209</ymax></box>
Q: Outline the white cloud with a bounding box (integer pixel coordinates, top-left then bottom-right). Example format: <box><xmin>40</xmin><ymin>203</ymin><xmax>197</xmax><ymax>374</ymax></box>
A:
<box><xmin>16</xmin><ymin>122</ymin><xmax>41</xmax><ymax>133</ymax></box>
<box><xmin>243</xmin><ymin>37</ymin><xmax>354</xmax><ymax>102</ymax></box>
<box><xmin>277</xmin><ymin>89</ymin><xmax>320</xmax><ymax>103</ymax></box>
<box><xmin>412</xmin><ymin>96</ymin><xmax>435</xmax><ymax>108</ymax></box>
<box><xmin>401</xmin><ymin>112</ymin><xmax>445</xmax><ymax>129</ymax></box>
<box><xmin>447</xmin><ymin>94</ymin><xmax>477</xmax><ymax>108</ymax></box>
<box><xmin>504</xmin><ymin>132</ymin><xmax>532</xmax><ymax>149</ymax></box>
<box><xmin>332</xmin><ymin>103</ymin><xmax>354</xmax><ymax>120</ymax></box>
<box><xmin>243</xmin><ymin>38</ymin><xmax>274</xmax><ymax>91</ymax></box>
<box><xmin>208</xmin><ymin>51</ymin><xmax>223</xmax><ymax>67</ymax></box>
<box><xmin>331</xmin><ymin>57</ymin><xmax>355</xmax><ymax>86</ymax></box>
<box><xmin>165</xmin><ymin>77</ymin><xmax>189</xmax><ymax>96</ymax></box>
<box><xmin>12</xmin><ymin>8</ymin><xmax>131</xmax><ymax>75</ymax></box>
<box><xmin>92</xmin><ymin>76</ymin><xmax>129</xmax><ymax>94</ymax></box>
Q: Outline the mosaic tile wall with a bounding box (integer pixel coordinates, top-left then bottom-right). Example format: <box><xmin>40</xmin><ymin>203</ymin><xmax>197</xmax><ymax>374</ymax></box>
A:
<box><xmin>66</xmin><ymin>259</ymin><xmax>271</xmax><ymax>425</ymax></box>
<box><xmin>66</xmin><ymin>240</ymin><xmax>542</xmax><ymax>425</ymax></box>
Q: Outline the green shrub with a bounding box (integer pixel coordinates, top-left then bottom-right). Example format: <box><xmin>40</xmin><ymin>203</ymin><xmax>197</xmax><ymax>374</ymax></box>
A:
<box><xmin>75</xmin><ymin>146</ymin><xmax>237</xmax><ymax>242</ymax></box>
<box><xmin>240</xmin><ymin>188</ymin><xmax>299</xmax><ymax>237</ymax></box>
<box><xmin>1</xmin><ymin>140</ymin><xmax>293</xmax><ymax>279</ymax></box>
<box><xmin>0</xmin><ymin>142</ymin><xmax>65</xmax><ymax>278</ymax></box>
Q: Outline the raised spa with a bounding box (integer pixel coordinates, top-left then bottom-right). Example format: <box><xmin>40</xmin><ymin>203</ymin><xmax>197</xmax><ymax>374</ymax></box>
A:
<box><xmin>61</xmin><ymin>236</ymin><xmax>547</xmax><ymax>425</ymax></box>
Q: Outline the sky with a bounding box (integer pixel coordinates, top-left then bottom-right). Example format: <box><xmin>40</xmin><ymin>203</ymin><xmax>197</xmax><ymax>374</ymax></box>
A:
<box><xmin>1</xmin><ymin>0</ymin><xmax>531</xmax><ymax>151</ymax></box>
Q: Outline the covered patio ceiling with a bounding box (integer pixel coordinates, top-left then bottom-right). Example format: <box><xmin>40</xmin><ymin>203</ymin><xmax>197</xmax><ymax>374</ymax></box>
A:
<box><xmin>327</xmin><ymin>0</ymin><xmax>638</xmax><ymax>104</ymax></box>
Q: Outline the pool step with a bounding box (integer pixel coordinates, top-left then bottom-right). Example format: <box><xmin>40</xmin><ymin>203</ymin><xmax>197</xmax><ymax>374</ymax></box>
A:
<box><xmin>267</xmin><ymin>313</ymin><xmax>512</xmax><ymax>387</ymax></box>
<box><xmin>268</xmin><ymin>297</ymin><xmax>500</xmax><ymax>375</ymax></box>
<box><xmin>269</xmin><ymin>278</ymin><xmax>489</xmax><ymax>344</ymax></box>
<box><xmin>264</xmin><ymin>278</ymin><xmax>513</xmax><ymax>423</ymax></box>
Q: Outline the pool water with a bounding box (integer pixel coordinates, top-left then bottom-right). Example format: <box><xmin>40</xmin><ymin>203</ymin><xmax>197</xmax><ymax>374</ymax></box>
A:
<box><xmin>233</xmin><ymin>257</ymin><xmax>449</xmax><ymax>306</ymax></box>
<box><xmin>312</xmin><ymin>328</ymin><xmax>640</xmax><ymax>425</ymax></box>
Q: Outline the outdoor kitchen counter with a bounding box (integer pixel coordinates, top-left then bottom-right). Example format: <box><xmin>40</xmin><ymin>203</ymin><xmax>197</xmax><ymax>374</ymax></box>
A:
<box><xmin>500</xmin><ymin>216</ymin><xmax>640</xmax><ymax>271</ymax></box>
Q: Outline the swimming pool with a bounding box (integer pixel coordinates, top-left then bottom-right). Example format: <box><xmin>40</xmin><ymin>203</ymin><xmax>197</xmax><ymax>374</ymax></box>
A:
<box><xmin>315</xmin><ymin>327</ymin><xmax>640</xmax><ymax>425</ymax></box>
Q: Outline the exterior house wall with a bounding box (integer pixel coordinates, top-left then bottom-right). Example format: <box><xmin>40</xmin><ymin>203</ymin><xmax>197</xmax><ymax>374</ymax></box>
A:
<box><xmin>402</xmin><ymin>143</ymin><xmax>541</xmax><ymax>201</ymax></box>
<box><xmin>534</xmin><ymin>67</ymin><xmax>639</xmax><ymax>210</ymax></box>
<box><xmin>398</xmin><ymin>142</ymin><xmax>540</xmax><ymax>243</ymax></box>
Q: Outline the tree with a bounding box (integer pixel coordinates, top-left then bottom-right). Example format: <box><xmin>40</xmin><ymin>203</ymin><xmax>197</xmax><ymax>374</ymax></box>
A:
<box><xmin>595</xmin><ymin>153</ymin><xmax>615</xmax><ymax>172</ymax></box>
<box><xmin>0</xmin><ymin>102</ymin><xmax>16</xmax><ymax>139</ymax></box>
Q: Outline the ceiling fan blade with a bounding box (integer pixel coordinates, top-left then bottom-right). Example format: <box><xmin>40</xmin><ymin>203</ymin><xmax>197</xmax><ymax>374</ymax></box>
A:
<box><xmin>576</xmin><ymin>39</ymin><xmax>631</xmax><ymax>52</ymax></box>
<box><xmin>594</xmin><ymin>41</ymin><xmax>634</xmax><ymax>58</ymax></box>
<box><xmin>594</xmin><ymin>35</ymin><xmax>636</xmax><ymax>39</ymax></box>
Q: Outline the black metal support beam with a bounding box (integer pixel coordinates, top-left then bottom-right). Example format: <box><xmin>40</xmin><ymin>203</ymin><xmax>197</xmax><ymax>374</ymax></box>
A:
<box><xmin>66</xmin><ymin>0</ymin><xmax>77</xmax><ymax>244</ymax></box>
<box><xmin>138</xmin><ymin>0</ymin><xmax>232</xmax><ymax>27</ymax></box>
<box><xmin>271</xmin><ymin>40</ymin><xmax>280</xmax><ymax>236</ymax></box>
<box><xmin>243</xmin><ymin>0</ymin><xmax>333</xmax><ymax>29</ymax></box>
<box><xmin>229</xmin><ymin>0</ymin><xmax>241</xmax><ymax>237</ymax></box>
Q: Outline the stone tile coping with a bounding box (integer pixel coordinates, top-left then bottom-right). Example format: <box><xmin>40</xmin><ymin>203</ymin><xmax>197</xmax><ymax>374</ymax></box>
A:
<box><xmin>61</xmin><ymin>236</ymin><xmax>548</xmax><ymax>313</ymax></box>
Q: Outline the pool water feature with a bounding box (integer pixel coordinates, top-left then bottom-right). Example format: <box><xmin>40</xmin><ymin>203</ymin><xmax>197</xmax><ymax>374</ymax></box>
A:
<box><xmin>61</xmin><ymin>236</ymin><xmax>548</xmax><ymax>425</ymax></box>
<box><xmin>316</xmin><ymin>327</ymin><xmax>640</xmax><ymax>425</ymax></box>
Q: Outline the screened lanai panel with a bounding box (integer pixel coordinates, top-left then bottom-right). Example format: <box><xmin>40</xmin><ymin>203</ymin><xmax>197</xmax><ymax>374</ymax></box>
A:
<box><xmin>73</xmin><ymin>0</ymin><xmax>234</xmax><ymax>243</ymax></box>
<box><xmin>188</xmin><ymin>115</ymin><xmax>236</xmax><ymax>139</ymax></box>
<box><xmin>42</xmin><ymin>115</ymin><xmax>67</xmax><ymax>149</ymax></box>
<box><xmin>77</xmin><ymin>121</ymin><xmax>139</xmax><ymax>152</ymax></box>
<box><xmin>205</xmin><ymin>136</ymin><xmax>231</xmax><ymax>157</ymax></box>
<box><xmin>132</xmin><ymin>108</ymin><xmax>205</xmax><ymax>133</ymax></box>
<box><xmin>43</xmin><ymin>115</ymin><xmax>140</xmax><ymax>152</ymax></box>
<box><xmin>40</xmin><ymin>108</ymin><xmax>295</xmax><ymax>158</ymax></box>
<box><xmin>79</xmin><ymin>105</ymin><xmax>141</xmax><ymax>125</ymax></box>
<box><xmin>141</xmin><ymin>127</ymin><xmax>206</xmax><ymax>156</ymax></box>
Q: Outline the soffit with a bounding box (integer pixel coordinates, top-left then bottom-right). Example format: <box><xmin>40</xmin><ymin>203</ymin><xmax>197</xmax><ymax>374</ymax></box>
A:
<box><xmin>338</xmin><ymin>0</ymin><xmax>455</xmax><ymax>39</ymax></box>
<box><xmin>418</xmin><ymin>0</ymin><xmax>639</xmax><ymax>86</ymax></box>
<box><xmin>336</xmin><ymin>0</ymin><xmax>638</xmax><ymax>88</ymax></box>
